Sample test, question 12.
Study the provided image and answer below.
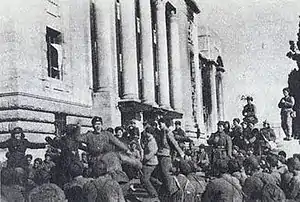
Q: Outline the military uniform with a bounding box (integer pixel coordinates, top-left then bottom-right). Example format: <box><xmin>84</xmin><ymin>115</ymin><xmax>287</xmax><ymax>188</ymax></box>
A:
<box><xmin>207</xmin><ymin>131</ymin><xmax>232</xmax><ymax>163</ymax></box>
<box><xmin>83</xmin><ymin>174</ymin><xmax>125</xmax><ymax>202</ymax></box>
<box><xmin>242</xmin><ymin>103</ymin><xmax>258</xmax><ymax>125</ymax></box>
<box><xmin>202</xmin><ymin>173</ymin><xmax>243</xmax><ymax>202</ymax></box>
<box><xmin>0</xmin><ymin>135</ymin><xmax>46</xmax><ymax>168</ymax></box>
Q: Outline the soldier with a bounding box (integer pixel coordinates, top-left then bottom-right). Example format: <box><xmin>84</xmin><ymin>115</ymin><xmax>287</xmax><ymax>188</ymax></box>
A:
<box><xmin>231</xmin><ymin>118</ymin><xmax>243</xmax><ymax>148</ymax></box>
<box><xmin>242</xmin><ymin>156</ymin><xmax>285</xmax><ymax>202</ymax></box>
<box><xmin>77</xmin><ymin>116</ymin><xmax>131</xmax><ymax>168</ymax></box>
<box><xmin>156</xmin><ymin>118</ymin><xmax>185</xmax><ymax>195</ymax></box>
<box><xmin>83</xmin><ymin>160</ymin><xmax>125</xmax><ymax>202</ymax></box>
<box><xmin>207</xmin><ymin>121</ymin><xmax>232</xmax><ymax>164</ymax></box>
<box><xmin>202</xmin><ymin>159</ymin><xmax>243</xmax><ymax>202</ymax></box>
<box><xmin>242</xmin><ymin>96</ymin><xmax>258</xmax><ymax>125</ymax></box>
<box><xmin>0</xmin><ymin>127</ymin><xmax>47</xmax><ymax>169</ymax></box>
<box><xmin>278</xmin><ymin>87</ymin><xmax>295</xmax><ymax>141</ymax></box>
<box><xmin>286</xmin><ymin>157</ymin><xmax>300</xmax><ymax>200</ymax></box>
<box><xmin>172</xmin><ymin>121</ymin><xmax>193</xmax><ymax>147</ymax></box>
<box><xmin>140</xmin><ymin>126</ymin><xmax>159</xmax><ymax>199</ymax></box>
<box><xmin>63</xmin><ymin>161</ymin><xmax>93</xmax><ymax>202</ymax></box>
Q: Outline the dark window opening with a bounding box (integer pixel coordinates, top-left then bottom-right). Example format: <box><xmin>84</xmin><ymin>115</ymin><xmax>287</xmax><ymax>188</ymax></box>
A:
<box><xmin>135</xmin><ymin>0</ymin><xmax>143</xmax><ymax>100</ymax></box>
<box><xmin>46</xmin><ymin>27</ymin><xmax>62</xmax><ymax>80</ymax></box>
<box><xmin>151</xmin><ymin>1</ymin><xmax>159</xmax><ymax>103</ymax></box>
<box><xmin>116</xmin><ymin>0</ymin><xmax>123</xmax><ymax>98</ymax></box>
<box><xmin>90</xmin><ymin>2</ymin><xmax>99</xmax><ymax>91</ymax></box>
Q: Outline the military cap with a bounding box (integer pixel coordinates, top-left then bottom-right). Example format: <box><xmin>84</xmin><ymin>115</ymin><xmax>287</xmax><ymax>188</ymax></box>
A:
<box><xmin>246</xmin><ymin>96</ymin><xmax>253</xmax><ymax>101</ymax></box>
<box><xmin>244</xmin><ymin>156</ymin><xmax>259</xmax><ymax>169</ymax></box>
<box><xmin>11</xmin><ymin>127</ymin><xmax>24</xmax><ymax>135</ymax></box>
<box><xmin>69</xmin><ymin>161</ymin><xmax>84</xmax><ymax>177</ymax></box>
<box><xmin>175</xmin><ymin>121</ymin><xmax>181</xmax><ymax>126</ymax></box>
<box><xmin>217</xmin><ymin>121</ymin><xmax>224</xmax><ymax>126</ymax></box>
<box><xmin>199</xmin><ymin>144</ymin><xmax>206</xmax><ymax>149</ymax></box>
<box><xmin>91</xmin><ymin>116</ymin><xmax>103</xmax><ymax>125</ymax></box>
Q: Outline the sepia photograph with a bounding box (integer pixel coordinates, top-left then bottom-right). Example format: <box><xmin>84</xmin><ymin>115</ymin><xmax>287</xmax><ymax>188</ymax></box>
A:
<box><xmin>0</xmin><ymin>0</ymin><xmax>300</xmax><ymax>201</ymax></box>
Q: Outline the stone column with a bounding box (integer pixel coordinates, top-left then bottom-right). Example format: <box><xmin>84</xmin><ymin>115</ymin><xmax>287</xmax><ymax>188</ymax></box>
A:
<box><xmin>216</xmin><ymin>70</ymin><xmax>225</xmax><ymax>121</ymax></box>
<box><xmin>95</xmin><ymin>0</ymin><xmax>114</xmax><ymax>90</ymax></box>
<box><xmin>140</xmin><ymin>0</ymin><xmax>155</xmax><ymax>105</ymax></box>
<box><xmin>155</xmin><ymin>0</ymin><xmax>171</xmax><ymax>108</ymax></box>
<box><xmin>169</xmin><ymin>10</ymin><xmax>183</xmax><ymax>111</ymax></box>
<box><xmin>120</xmin><ymin>0</ymin><xmax>139</xmax><ymax>100</ymax></box>
<box><xmin>210</xmin><ymin>64</ymin><xmax>218</xmax><ymax>132</ymax></box>
<box><xmin>192</xmin><ymin>15</ymin><xmax>205</xmax><ymax>132</ymax></box>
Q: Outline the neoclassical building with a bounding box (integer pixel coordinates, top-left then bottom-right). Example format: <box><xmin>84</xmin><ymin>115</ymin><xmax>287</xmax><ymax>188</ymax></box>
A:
<box><xmin>0</xmin><ymin>0</ymin><xmax>225</xmax><ymax>146</ymax></box>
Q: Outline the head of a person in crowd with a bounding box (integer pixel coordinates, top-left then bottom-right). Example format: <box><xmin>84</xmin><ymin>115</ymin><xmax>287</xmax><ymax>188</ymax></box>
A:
<box><xmin>91</xmin><ymin>116</ymin><xmax>103</xmax><ymax>133</ymax></box>
<box><xmin>158</xmin><ymin>118</ymin><xmax>172</xmax><ymax>130</ymax></box>
<box><xmin>44</xmin><ymin>154</ymin><xmax>52</xmax><ymax>163</ymax></box>
<box><xmin>244</xmin><ymin>156</ymin><xmax>260</xmax><ymax>176</ymax></box>
<box><xmin>217</xmin><ymin>121</ymin><xmax>225</xmax><ymax>132</ymax></box>
<box><xmin>232</xmin><ymin>146</ymin><xmax>240</xmax><ymax>157</ymax></box>
<box><xmin>199</xmin><ymin>144</ymin><xmax>206</xmax><ymax>153</ymax></box>
<box><xmin>179</xmin><ymin>160</ymin><xmax>193</xmax><ymax>176</ymax></box>
<box><xmin>293</xmin><ymin>153</ymin><xmax>300</xmax><ymax>162</ymax></box>
<box><xmin>278</xmin><ymin>151</ymin><xmax>287</xmax><ymax>164</ymax></box>
<box><xmin>189</xmin><ymin>141</ymin><xmax>194</xmax><ymax>150</ymax></box>
<box><xmin>215</xmin><ymin>159</ymin><xmax>229</xmax><ymax>177</ymax></box>
<box><xmin>28</xmin><ymin>183</ymin><xmax>66</xmax><ymax>202</ymax></box>
<box><xmin>114</xmin><ymin>126</ymin><xmax>124</xmax><ymax>139</ymax></box>
<box><xmin>248</xmin><ymin>122</ymin><xmax>254</xmax><ymax>130</ymax></box>
<box><xmin>266</xmin><ymin>154</ymin><xmax>278</xmax><ymax>170</ymax></box>
<box><xmin>1</xmin><ymin>168</ymin><xmax>14</xmax><ymax>186</ymax></box>
<box><xmin>252</xmin><ymin>128</ymin><xmax>260</xmax><ymax>137</ymax></box>
<box><xmin>246</xmin><ymin>96</ymin><xmax>253</xmax><ymax>104</ymax></box>
<box><xmin>26</xmin><ymin>154</ymin><xmax>33</xmax><ymax>165</ymax></box>
<box><xmin>174</xmin><ymin>121</ymin><xmax>181</xmax><ymax>130</ymax></box>
<box><xmin>144</xmin><ymin>125</ymin><xmax>154</xmax><ymax>138</ymax></box>
<box><xmin>224</xmin><ymin>121</ymin><xmax>230</xmax><ymax>132</ymax></box>
<box><xmin>91</xmin><ymin>160</ymin><xmax>107</xmax><ymax>178</ymax></box>
<box><xmin>246</xmin><ymin>147</ymin><xmax>254</xmax><ymax>156</ymax></box>
<box><xmin>287</xmin><ymin>157</ymin><xmax>300</xmax><ymax>173</ymax></box>
<box><xmin>228</xmin><ymin>159</ymin><xmax>242</xmax><ymax>174</ymax></box>
<box><xmin>128</xmin><ymin>120</ymin><xmax>137</xmax><ymax>129</ymax></box>
<box><xmin>81</xmin><ymin>152</ymin><xmax>88</xmax><ymax>163</ymax></box>
<box><xmin>33</xmin><ymin>158</ymin><xmax>43</xmax><ymax>170</ymax></box>
<box><xmin>263</xmin><ymin>120</ymin><xmax>270</xmax><ymax>129</ymax></box>
<box><xmin>11</xmin><ymin>127</ymin><xmax>25</xmax><ymax>140</ymax></box>
<box><xmin>241</xmin><ymin>122</ymin><xmax>248</xmax><ymax>130</ymax></box>
<box><xmin>69</xmin><ymin>161</ymin><xmax>84</xmax><ymax>178</ymax></box>
<box><xmin>106</xmin><ymin>127</ymin><xmax>114</xmax><ymax>134</ymax></box>
<box><xmin>150</xmin><ymin>121</ymin><xmax>158</xmax><ymax>129</ymax></box>
<box><xmin>283</xmin><ymin>87</ymin><xmax>290</xmax><ymax>98</ymax></box>
<box><xmin>233</xmin><ymin>118</ymin><xmax>240</xmax><ymax>127</ymax></box>
<box><xmin>129</xmin><ymin>141</ymin><xmax>138</xmax><ymax>151</ymax></box>
<box><xmin>64</xmin><ymin>124</ymin><xmax>79</xmax><ymax>138</ymax></box>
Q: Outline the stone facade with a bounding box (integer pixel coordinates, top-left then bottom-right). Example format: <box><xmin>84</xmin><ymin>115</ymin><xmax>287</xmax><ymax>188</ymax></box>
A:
<box><xmin>0</xmin><ymin>0</ymin><xmax>225</xmax><ymax>151</ymax></box>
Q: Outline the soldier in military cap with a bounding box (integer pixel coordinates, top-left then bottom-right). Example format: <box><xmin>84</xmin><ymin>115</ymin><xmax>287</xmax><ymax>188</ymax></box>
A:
<box><xmin>207</xmin><ymin>121</ymin><xmax>233</xmax><ymax>164</ymax></box>
<box><xmin>0</xmin><ymin>127</ymin><xmax>47</xmax><ymax>169</ymax></box>
<box><xmin>77</xmin><ymin>116</ymin><xmax>131</xmax><ymax>167</ymax></box>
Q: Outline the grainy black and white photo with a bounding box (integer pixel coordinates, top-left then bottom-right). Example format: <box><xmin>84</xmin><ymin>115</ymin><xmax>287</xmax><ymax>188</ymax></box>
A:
<box><xmin>1</xmin><ymin>0</ymin><xmax>300</xmax><ymax>201</ymax></box>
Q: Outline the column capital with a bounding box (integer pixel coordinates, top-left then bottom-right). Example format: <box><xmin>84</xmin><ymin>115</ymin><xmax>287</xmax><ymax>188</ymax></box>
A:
<box><xmin>168</xmin><ymin>10</ymin><xmax>178</xmax><ymax>21</ymax></box>
<box><xmin>152</xmin><ymin>0</ymin><xmax>166</xmax><ymax>8</ymax></box>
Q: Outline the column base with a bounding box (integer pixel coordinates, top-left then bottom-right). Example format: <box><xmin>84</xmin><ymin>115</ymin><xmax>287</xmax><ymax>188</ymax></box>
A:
<box><xmin>142</xmin><ymin>100</ymin><xmax>158</xmax><ymax>107</ymax></box>
<box><xmin>122</xmin><ymin>94</ymin><xmax>139</xmax><ymax>101</ymax></box>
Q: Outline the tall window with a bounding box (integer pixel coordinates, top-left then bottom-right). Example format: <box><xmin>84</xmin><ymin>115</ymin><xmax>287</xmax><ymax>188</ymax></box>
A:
<box><xmin>151</xmin><ymin>2</ymin><xmax>159</xmax><ymax>103</ymax></box>
<box><xmin>135</xmin><ymin>0</ymin><xmax>143</xmax><ymax>100</ymax></box>
<box><xmin>90</xmin><ymin>2</ymin><xmax>99</xmax><ymax>91</ymax></box>
<box><xmin>116</xmin><ymin>0</ymin><xmax>123</xmax><ymax>98</ymax></box>
<box><xmin>46</xmin><ymin>27</ymin><xmax>62</xmax><ymax>79</ymax></box>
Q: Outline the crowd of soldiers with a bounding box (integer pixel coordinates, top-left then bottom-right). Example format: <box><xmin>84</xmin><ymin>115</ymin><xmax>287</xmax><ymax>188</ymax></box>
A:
<box><xmin>0</xmin><ymin>107</ymin><xmax>300</xmax><ymax>201</ymax></box>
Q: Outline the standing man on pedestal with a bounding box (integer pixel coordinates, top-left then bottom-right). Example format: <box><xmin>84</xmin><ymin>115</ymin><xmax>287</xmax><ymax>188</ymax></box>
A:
<box><xmin>278</xmin><ymin>87</ymin><xmax>295</xmax><ymax>141</ymax></box>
